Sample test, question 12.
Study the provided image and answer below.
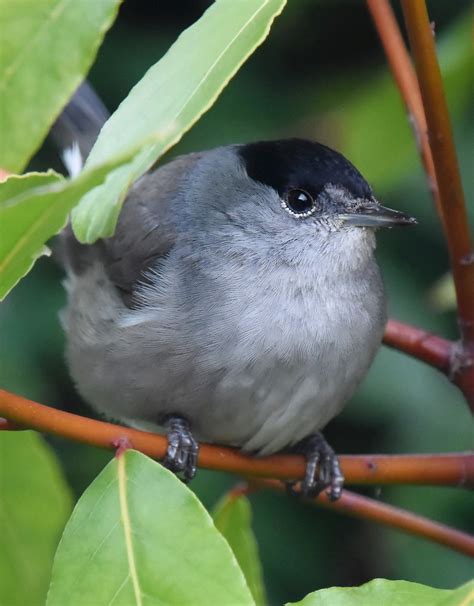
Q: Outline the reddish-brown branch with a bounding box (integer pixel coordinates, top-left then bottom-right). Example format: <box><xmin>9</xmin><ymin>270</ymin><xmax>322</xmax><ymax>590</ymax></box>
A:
<box><xmin>0</xmin><ymin>389</ymin><xmax>472</xmax><ymax>487</ymax></box>
<box><xmin>367</xmin><ymin>0</ymin><xmax>474</xmax><ymax>410</ymax></box>
<box><xmin>256</xmin><ymin>479</ymin><xmax>474</xmax><ymax>558</ymax></box>
<box><xmin>383</xmin><ymin>319</ymin><xmax>452</xmax><ymax>373</ymax></box>
<box><xmin>383</xmin><ymin>320</ymin><xmax>474</xmax><ymax>408</ymax></box>
<box><xmin>400</xmin><ymin>1</ymin><xmax>474</xmax><ymax>350</ymax></box>
<box><xmin>366</xmin><ymin>0</ymin><xmax>441</xmax><ymax>216</ymax></box>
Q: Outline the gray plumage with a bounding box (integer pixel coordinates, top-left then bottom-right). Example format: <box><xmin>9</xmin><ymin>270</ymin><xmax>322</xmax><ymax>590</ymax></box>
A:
<box><xmin>62</xmin><ymin>147</ymin><xmax>387</xmax><ymax>454</ymax></box>
<box><xmin>57</xmin><ymin>84</ymin><xmax>414</xmax><ymax>464</ymax></box>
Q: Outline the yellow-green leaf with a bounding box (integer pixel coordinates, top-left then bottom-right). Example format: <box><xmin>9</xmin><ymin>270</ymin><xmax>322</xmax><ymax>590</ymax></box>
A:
<box><xmin>0</xmin><ymin>431</ymin><xmax>72</xmax><ymax>606</ymax></box>
<box><xmin>47</xmin><ymin>451</ymin><xmax>255</xmax><ymax>606</ymax></box>
<box><xmin>287</xmin><ymin>578</ymin><xmax>473</xmax><ymax>606</ymax></box>
<box><xmin>0</xmin><ymin>0</ymin><xmax>121</xmax><ymax>172</ymax></box>
<box><xmin>213</xmin><ymin>492</ymin><xmax>267</xmax><ymax>606</ymax></box>
<box><xmin>72</xmin><ymin>0</ymin><xmax>287</xmax><ymax>243</ymax></box>
<box><xmin>0</xmin><ymin>147</ymin><xmax>137</xmax><ymax>300</ymax></box>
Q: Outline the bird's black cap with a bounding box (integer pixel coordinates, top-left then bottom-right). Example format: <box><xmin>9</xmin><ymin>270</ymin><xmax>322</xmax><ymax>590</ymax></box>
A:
<box><xmin>239</xmin><ymin>138</ymin><xmax>372</xmax><ymax>201</ymax></box>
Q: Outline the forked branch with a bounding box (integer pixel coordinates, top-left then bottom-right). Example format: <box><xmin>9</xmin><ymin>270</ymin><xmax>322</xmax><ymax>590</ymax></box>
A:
<box><xmin>400</xmin><ymin>1</ymin><xmax>474</xmax><ymax>341</ymax></box>
<box><xmin>367</xmin><ymin>0</ymin><xmax>474</xmax><ymax>410</ymax></box>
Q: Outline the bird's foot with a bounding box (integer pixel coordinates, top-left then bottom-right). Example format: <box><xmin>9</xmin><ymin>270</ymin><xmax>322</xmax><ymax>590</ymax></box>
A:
<box><xmin>162</xmin><ymin>415</ymin><xmax>199</xmax><ymax>482</ymax></box>
<box><xmin>286</xmin><ymin>432</ymin><xmax>344</xmax><ymax>501</ymax></box>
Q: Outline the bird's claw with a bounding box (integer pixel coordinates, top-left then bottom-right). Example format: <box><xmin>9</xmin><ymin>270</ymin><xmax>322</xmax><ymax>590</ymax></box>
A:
<box><xmin>162</xmin><ymin>416</ymin><xmax>199</xmax><ymax>482</ymax></box>
<box><xmin>286</xmin><ymin>433</ymin><xmax>344</xmax><ymax>501</ymax></box>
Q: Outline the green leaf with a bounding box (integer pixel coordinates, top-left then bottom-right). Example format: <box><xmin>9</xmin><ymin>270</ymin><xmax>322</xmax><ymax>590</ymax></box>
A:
<box><xmin>213</xmin><ymin>491</ymin><xmax>267</xmax><ymax>606</ymax></box>
<box><xmin>0</xmin><ymin>0</ymin><xmax>121</xmax><ymax>172</ymax></box>
<box><xmin>0</xmin><ymin>171</ymin><xmax>64</xmax><ymax>299</ymax></box>
<box><xmin>0</xmin><ymin>170</ymin><xmax>63</xmax><ymax>203</ymax></box>
<box><xmin>0</xmin><ymin>431</ymin><xmax>72</xmax><ymax>606</ymax></box>
<box><xmin>437</xmin><ymin>581</ymin><xmax>473</xmax><ymax>606</ymax></box>
<box><xmin>0</xmin><ymin>149</ymin><xmax>138</xmax><ymax>300</ymax></box>
<box><xmin>47</xmin><ymin>450</ymin><xmax>255</xmax><ymax>606</ymax></box>
<box><xmin>287</xmin><ymin>578</ymin><xmax>463</xmax><ymax>606</ymax></box>
<box><xmin>72</xmin><ymin>0</ymin><xmax>287</xmax><ymax>243</ymax></box>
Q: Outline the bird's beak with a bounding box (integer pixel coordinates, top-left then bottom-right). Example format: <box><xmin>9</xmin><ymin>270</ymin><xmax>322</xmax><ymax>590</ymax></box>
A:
<box><xmin>338</xmin><ymin>202</ymin><xmax>417</xmax><ymax>228</ymax></box>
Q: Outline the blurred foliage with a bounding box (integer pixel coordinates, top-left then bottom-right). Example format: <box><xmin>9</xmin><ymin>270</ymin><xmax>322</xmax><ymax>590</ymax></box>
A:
<box><xmin>429</xmin><ymin>272</ymin><xmax>456</xmax><ymax>311</ymax></box>
<box><xmin>0</xmin><ymin>432</ymin><xmax>72</xmax><ymax>605</ymax></box>
<box><xmin>1</xmin><ymin>1</ymin><xmax>473</xmax><ymax>605</ymax></box>
<box><xmin>213</xmin><ymin>491</ymin><xmax>267</xmax><ymax>606</ymax></box>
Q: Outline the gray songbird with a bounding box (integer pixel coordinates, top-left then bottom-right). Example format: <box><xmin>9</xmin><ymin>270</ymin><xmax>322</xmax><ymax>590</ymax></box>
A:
<box><xmin>54</xmin><ymin>83</ymin><xmax>416</xmax><ymax>500</ymax></box>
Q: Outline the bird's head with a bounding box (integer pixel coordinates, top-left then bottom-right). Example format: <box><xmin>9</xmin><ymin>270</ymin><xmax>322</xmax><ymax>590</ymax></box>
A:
<box><xmin>184</xmin><ymin>138</ymin><xmax>416</xmax><ymax>270</ymax></box>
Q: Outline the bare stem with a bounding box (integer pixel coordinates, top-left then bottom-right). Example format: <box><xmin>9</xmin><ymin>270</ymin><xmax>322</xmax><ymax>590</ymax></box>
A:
<box><xmin>256</xmin><ymin>479</ymin><xmax>474</xmax><ymax>558</ymax></box>
<box><xmin>367</xmin><ymin>0</ymin><xmax>474</xmax><ymax>410</ymax></box>
<box><xmin>400</xmin><ymin>0</ymin><xmax>474</xmax><ymax>348</ymax></box>
<box><xmin>366</xmin><ymin>0</ymin><xmax>441</xmax><ymax>216</ymax></box>
<box><xmin>0</xmin><ymin>389</ymin><xmax>472</xmax><ymax>488</ymax></box>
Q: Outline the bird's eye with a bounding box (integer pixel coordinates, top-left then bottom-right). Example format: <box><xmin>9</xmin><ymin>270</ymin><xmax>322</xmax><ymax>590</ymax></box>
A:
<box><xmin>282</xmin><ymin>189</ymin><xmax>317</xmax><ymax>218</ymax></box>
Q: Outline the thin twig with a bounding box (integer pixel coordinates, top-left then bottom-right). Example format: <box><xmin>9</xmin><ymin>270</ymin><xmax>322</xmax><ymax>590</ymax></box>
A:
<box><xmin>0</xmin><ymin>389</ymin><xmax>472</xmax><ymax>487</ymax></box>
<box><xmin>366</xmin><ymin>0</ymin><xmax>441</xmax><ymax>215</ymax></box>
<box><xmin>256</xmin><ymin>479</ymin><xmax>474</xmax><ymax>558</ymax></box>
<box><xmin>400</xmin><ymin>1</ymin><xmax>474</xmax><ymax>350</ymax></box>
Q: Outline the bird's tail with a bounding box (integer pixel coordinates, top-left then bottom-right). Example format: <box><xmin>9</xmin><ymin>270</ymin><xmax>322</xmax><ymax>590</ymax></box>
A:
<box><xmin>50</xmin><ymin>81</ymin><xmax>110</xmax><ymax>177</ymax></box>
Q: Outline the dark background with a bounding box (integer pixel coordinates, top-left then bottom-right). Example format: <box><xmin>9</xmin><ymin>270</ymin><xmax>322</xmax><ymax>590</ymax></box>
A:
<box><xmin>1</xmin><ymin>1</ymin><xmax>472</xmax><ymax>604</ymax></box>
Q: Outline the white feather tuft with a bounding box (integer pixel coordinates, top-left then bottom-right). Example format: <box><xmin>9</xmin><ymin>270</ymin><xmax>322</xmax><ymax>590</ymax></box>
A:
<box><xmin>62</xmin><ymin>141</ymin><xmax>83</xmax><ymax>177</ymax></box>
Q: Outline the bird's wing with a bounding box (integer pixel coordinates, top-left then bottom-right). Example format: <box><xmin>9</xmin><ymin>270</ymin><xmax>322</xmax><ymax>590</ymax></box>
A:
<box><xmin>50</xmin><ymin>81</ymin><xmax>110</xmax><ymax>169</ymax></box>
<box><xmin>61</xmin><ymin>152</ymin><xmax>203</xmax><ymax>308</ymax></box>
<box><xmin>51</xmin><ymin>81</ymin><xmax>203</xmax><ymax>308</ymax></box>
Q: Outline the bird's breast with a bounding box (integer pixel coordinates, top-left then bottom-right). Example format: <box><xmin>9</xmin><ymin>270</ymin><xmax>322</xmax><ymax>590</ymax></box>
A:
<box><xmin>184</xmin><ymin>257</ymin><xmax>387</xmax><ymax>452</ymax></box>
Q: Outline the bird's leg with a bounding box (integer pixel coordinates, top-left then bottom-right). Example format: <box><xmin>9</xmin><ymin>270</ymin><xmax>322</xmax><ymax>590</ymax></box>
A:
<box><xmin>286</xmin><ymin>432</ymin><xmax>344</xmax><ymax>501</ymax></box>
<box><xmin>161</xmin><ymin>415</ymin><xmax>199</xmax><ymax>482</ymax></box>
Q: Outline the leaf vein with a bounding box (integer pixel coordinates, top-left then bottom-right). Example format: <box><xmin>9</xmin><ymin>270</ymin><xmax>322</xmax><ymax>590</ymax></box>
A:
<box><xmin>170</xmin><ymin>1</ymin><xmax>270</xmax><ymax>126</ymax></box>
<box><xmin>118</xmin><ymin>455</ymin><xmax>143</xmax><ymax>606</ymax></box>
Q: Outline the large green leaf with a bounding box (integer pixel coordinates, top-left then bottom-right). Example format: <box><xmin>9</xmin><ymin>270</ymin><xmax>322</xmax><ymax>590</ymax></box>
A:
<box><xmin>72</xmin><ymin>0</ymin><xmax>287</xmax><ymax>243</ymax></box>
<box><xmin>0</xmin><ymin>148</ymin><xmax>138</xmax><ymax>300</ymax></box>
<box><xmin>0</xmin><ymin>0</ymin><xmax>121</xmax><ymax>172</ymax></box>
<box><xmin>47</xmin><ymin>450</ymin><xmax>254</xmax><ymax>606</ymax></box>
<box><xmin>213</xmin><ymin>492</ymin><xmax>267</xmax><ymax>606</ymax></box>
<box><xmin>287</xmin><ymin>579</ymin><xmax>474</xmax><ymax>606</ymax></box>
<box><xmin>0</xmin><ymin>431</ymin><xmax>72</xmax><ymax>606</ymax></box>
